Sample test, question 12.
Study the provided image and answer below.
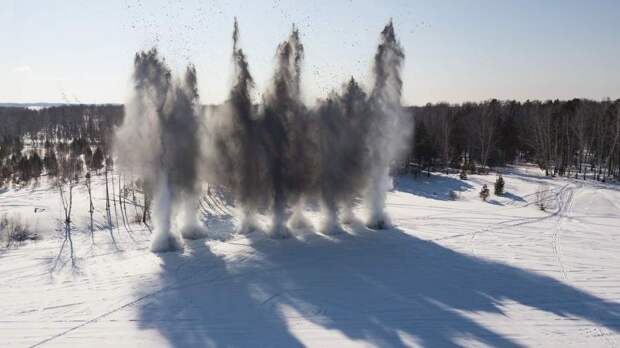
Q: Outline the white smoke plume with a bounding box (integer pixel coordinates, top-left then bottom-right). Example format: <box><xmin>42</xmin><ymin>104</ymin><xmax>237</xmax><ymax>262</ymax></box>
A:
<box><xmin>364</xmin><ymin>20</ymin><xmax>411</xmax><ymax>229</ymax></box>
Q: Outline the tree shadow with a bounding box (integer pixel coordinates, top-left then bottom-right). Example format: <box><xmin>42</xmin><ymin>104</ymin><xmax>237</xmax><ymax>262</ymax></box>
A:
<box><xmin>394</xmin><ymin>175</ymin><xmax>473</xmax><ymax>201</ymax></box>
<box><xmin>502</xmin><ymin>191</ymin><xmax>526</xmax><ymax>203</ymax></box>
<box><xmin>135</xmin><ymin>239</ymin><xmax>306</xmax><ymax>347</ymax></box>
<box><xmin>498</xmin><ymin>167</ymin><xmax>560</xmax><ymax>186</ymax></box>
<box><xmin>586</xmin><ymin>180</ymin><xmax>620</xmax><ymax>193</ymax></box>
<box><xmin>135</xmin><ymin>226</ymin><xmax>620</xmax><ymax>347</ymax></box>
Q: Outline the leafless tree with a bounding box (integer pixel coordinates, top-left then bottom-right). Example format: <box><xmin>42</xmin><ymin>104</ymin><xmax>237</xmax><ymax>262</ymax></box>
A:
<box><xmin>55</xmin><ymin>154</ymin><xmax>82</xmax><ymax>268</ymax></box>
<box><xmin>471</xmin><ymin>100</ymin><xmax>498</xmax><ymax>172</ymax></box>
<box><xmin>428</xmin><ymin>103</ymin><xmax>453</xmax><ymax>173</ymax></box>
<box><xmin>85</xmin><ymin>171</ymin><xmax>95</xmax><ymax>243</ymax></box>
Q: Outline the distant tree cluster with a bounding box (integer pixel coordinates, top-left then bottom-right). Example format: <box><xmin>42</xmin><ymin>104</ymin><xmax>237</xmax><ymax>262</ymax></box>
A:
<box><xmin>0</xmin><ymin>105</ymin><xmax>150</xmax><ymax>254</ymax></box>
<box><xmin>0</xmin><ymin>105</ymin><xmax>118</xmax><ymax>186</ymax></box>
<box><xmin>409</xmin><ymin>98</ymin><xmax>620</xmax><ymax>181</ymax></box>
<box><xmin>0</xmin><ymin>104</ymin><xmax>122</xmax><ymax>145</ymax></box>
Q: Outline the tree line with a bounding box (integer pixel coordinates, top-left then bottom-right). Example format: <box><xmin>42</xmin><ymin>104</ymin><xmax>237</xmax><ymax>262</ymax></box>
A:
<box><xmin>0</xmin><ymin>105</ymin><xmax>121</xmax><ymax>186</ymax></box>
<box><xmin>2</xmin><ymin>98</ymin><xmax>620</xmax><ymax>187</ymax></box>
<box><xmin>410</xmin><ymin>98</ymin><xmax>620</xmax><ymax>181</ymax></box>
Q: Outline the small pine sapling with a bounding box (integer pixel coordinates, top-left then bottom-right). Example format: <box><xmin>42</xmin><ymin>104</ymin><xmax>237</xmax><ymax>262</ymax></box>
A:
<box><xmin>494</xmin><ymin>175</ymin><xmax>505</xmax><ymax>195</ymax></box>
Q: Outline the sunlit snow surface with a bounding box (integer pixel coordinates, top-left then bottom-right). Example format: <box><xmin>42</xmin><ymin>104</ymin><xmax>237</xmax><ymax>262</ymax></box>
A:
<box><xmin>1</xmin><ymin>164</ymin><xmax>619</xmax><ymax>347</ymax></box>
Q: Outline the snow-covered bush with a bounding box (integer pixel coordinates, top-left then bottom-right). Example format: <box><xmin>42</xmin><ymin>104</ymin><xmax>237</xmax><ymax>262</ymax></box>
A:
<box><xmin>132</xmin><ymin>213</ymin><xmax>144</xmax><ymax>224</ymax></box>
<box><xmin>449</xmin><ymin>190</ymin><xmax>460</xmax><ymax>200</ymax></box>
<box><xmin>479</xmin><ymin>184</ymin><xmax>490</xmax><ymax>201</ymax></box>
<box><xmin>1</xmin><ymin>214</ymin><xmax>38</xmax><ymax>248</ymax></box>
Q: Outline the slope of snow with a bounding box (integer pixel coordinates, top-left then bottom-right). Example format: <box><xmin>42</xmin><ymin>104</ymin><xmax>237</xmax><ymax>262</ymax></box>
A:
<box><xmin>1</xmin><ymin>165</ymin><xmax>619</xmax><ymax>347</ymax></box>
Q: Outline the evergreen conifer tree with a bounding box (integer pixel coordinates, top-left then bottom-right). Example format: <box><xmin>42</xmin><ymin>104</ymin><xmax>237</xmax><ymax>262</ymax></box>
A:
<box><xmin>494</xmin><ymin>175</ymin><xmax>504</xmax><ymax>195</ymax></box>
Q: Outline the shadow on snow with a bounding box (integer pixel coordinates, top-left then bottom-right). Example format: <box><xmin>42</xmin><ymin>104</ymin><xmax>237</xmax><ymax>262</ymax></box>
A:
<box><xmin>135</xmin><ymin>225</ymin><xmax>620</xmax><ymax>347</ymax></box>
<box><xmin>393</xmin><ymin>175</ymin><xmax>473</xmax><ymax>201</ymax></box>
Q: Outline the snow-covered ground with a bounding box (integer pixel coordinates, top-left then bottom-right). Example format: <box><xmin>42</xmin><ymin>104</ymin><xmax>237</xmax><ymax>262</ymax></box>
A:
<box><xmin>1</xmin><ymin>165</ymin><xmax>619</xmax><ymax>347</ymax></box>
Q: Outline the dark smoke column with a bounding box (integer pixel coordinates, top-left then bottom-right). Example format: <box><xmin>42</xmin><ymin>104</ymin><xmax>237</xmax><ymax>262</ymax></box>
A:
<box><xmin>317</xmin><ymin>78</ymin><xmax>370</xmax><ymax>234</ymax></box>
<box><xmin>206</xmin><ymin>19</ymin><xmax>267</xmax><ymax>234</ymax></box>
<box><xmin>365</xmin><ymin>20</ymin><xmax>410</xmax><ymax>229</ymax></box>
<box><xmin>228</xmin><ymin>19</ymin><xmax>264</xmax><ymax>234</ymax></box>
<box><xmin>164</xmin><ymin>64</ymin><xmax>205</xmax><ymax>242</ymax></box>
<box><xmin>261</xmin><ymin>26</ymin><xmax>310</xmax><ymax>238</ymax></box>
<box><xmin>115</xmin><ymin>49</ymin><xmax>204</xmax><ymax>253</ymax></box>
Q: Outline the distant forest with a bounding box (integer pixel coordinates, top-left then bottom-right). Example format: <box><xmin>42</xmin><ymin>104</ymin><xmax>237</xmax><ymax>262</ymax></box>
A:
<box><xmin>0</xmin><ymin>105</ymin><xmax>122</xmax><ymax>185</ymax></box>
<box><xmin>1</xmin><ymin>98</ymin><xmax>620</xmax><ymax>186</ymax></box>
<box><xmin>412</xmin><ymin>99</ymin><xmax>620</xmax><ymax>181</ymax></box>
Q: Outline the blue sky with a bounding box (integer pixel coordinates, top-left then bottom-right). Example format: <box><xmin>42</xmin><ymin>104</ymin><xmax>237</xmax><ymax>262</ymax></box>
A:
<box><xmin>1</xmin><ymin>0</ymin><xmax>619</xmax><ymax>105</ymax></box>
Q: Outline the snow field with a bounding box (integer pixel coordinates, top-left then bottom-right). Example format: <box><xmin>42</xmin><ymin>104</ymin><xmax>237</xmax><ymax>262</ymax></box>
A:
<box><xmin>1</xmin><ymin>165</ymin><xmax>619</xmax><ymax>347</ymax></box>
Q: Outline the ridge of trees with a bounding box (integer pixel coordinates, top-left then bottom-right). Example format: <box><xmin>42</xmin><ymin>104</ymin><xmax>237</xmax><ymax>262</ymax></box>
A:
<box><xmin>409</xmin><ymin>98</ymin><xmax>620</xmax><ymax>181</ymax></box>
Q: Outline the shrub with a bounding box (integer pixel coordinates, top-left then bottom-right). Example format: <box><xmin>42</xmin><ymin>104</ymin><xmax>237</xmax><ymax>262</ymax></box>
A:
<box><xmin>132</xmin><ymin>213</ymin><xmax>144</xmax><ymax>224</ymax></box>
<box><xmin>479</xmin><ymin>184</ymin><xmax>490</xmax><ymax>201</ymax></box>
<box><xmin>494</xmin><ymin>175</ymin><xmax>505</xmax><ymax>195</ymax></box>
<box><xmin>535</xmin><ymin>184</ymin><xmax>551</xmax><ymax>211</ymax></box>
<box><xmin>1</xmin><ymin>214</ymin><xmax>39</xmax><ymax>248</ymax></box>
<box><xmin>449</xmin><ymin>190</ymin><xmax>460</xmax><ymax>200</ymax></box>
<box><xmin>459</xmin><ymin>167</ymin><xmax>468</xmax><ymax>180</ymax></box>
